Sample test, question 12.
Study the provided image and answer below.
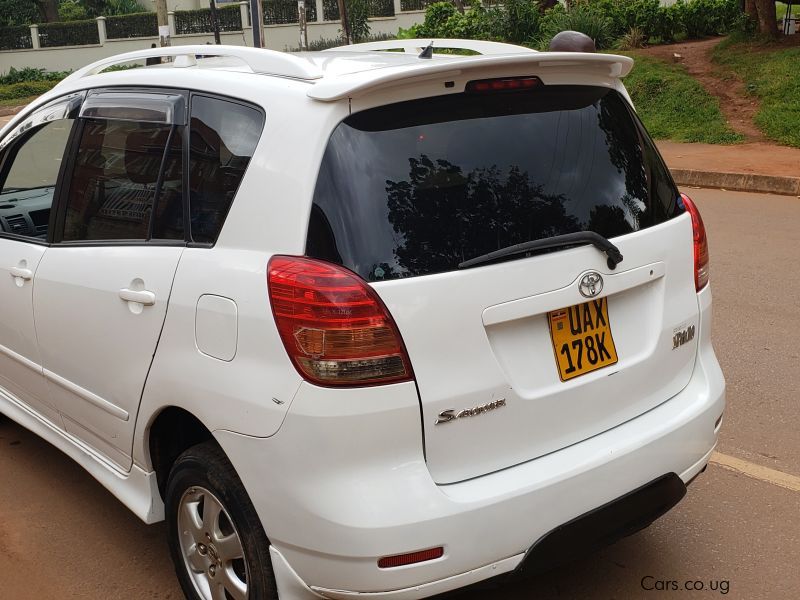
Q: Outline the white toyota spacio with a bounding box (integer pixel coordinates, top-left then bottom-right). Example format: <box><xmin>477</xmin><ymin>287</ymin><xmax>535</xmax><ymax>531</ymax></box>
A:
<box><xmin>0</xmin><ymin>40</ymin><xmax>725</xmax><ymax>600</ymax></box>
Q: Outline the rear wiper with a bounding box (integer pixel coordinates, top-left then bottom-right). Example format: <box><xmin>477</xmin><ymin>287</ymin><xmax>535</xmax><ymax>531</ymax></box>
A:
<box><xmin>458</xmin><ymin>231</ymin><xmax>624</xmax><ymax>270</ymax></box>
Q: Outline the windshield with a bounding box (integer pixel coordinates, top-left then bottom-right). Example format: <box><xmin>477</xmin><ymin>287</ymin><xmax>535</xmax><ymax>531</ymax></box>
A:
<box><xmin>307</xmin><ymin>85</ymin><xmax>680</xmax><ymax>282</ymax></box>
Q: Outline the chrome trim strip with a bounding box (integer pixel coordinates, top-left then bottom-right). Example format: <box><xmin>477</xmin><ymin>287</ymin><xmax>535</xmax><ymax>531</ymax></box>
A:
<box><xmin>43</xmin><ymin>368</ymin><xmax>130</xmax><ymax>421</ymax></box>
<box><xmin>0</xmin><ymin>341</ymin><xmax>43</xmax><ymax>373</ymax></box>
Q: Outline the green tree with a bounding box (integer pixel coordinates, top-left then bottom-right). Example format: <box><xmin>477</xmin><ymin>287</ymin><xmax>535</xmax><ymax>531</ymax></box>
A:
<box><xmin>754</xmin><ymin>0</ymin><xmax>778</xmax><ymax>37</ymax></box>
<box><xmin>58</xmin><ymin>0</ymin><xmax>89</xmax><ymax>20</ymax></box>
<box><xmin>0</xmin><ymin>0</ymin><xmax>40</xmax><ymax>25</ymax></box>
<box><xmin>345</xmin><ymin>0</ymin><xmax>370</xmax><ymax>42</ymax></box>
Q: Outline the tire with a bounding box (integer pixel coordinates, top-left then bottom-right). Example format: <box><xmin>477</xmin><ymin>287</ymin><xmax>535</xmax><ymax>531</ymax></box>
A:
<box><xmin>165</xmin><ymin>441</ymin><xmax>278</xmax><ymax>600</ymax></box>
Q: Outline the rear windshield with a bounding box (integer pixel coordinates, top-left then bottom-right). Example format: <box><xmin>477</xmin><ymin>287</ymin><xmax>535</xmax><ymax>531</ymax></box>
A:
<box><xmin>307</xmin><ymin>85</ymin><xmax>679</xmax><ymax>282</ymax></box>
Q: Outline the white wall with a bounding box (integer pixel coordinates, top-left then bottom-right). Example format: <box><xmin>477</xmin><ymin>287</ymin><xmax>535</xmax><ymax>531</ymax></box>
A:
<box><xmin>0</xmin><ymin>10</ymin><xmax>426</xmax><ymax>74</ymax></box>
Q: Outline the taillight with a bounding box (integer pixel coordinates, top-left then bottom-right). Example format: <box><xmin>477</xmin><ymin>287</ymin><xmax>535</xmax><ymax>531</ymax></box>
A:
<box><xmin>267</xmin><ymin>256</ymin><xmax>413</xmax><ymax>387</ymax></box>
<box><xmin>680</xmin><ymin>193</ymin><xmax>709</xmax><ymax>291</ymax></box>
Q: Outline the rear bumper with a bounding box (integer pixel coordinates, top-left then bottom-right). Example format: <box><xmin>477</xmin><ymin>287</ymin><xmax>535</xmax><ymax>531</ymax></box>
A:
<box><xmin>288</xmin><ymin>468</ymin><xmax>701</xmax><ymax>600</ymax></box>
<box><xmin>516</xmin><ymin>472</ymin><xmax>687</xmax><ymax>579</ymax></box>
<box><xmin>215</xmin><ymin>287</ymin><xmax>724</xmax><ymax>599</ymax></box>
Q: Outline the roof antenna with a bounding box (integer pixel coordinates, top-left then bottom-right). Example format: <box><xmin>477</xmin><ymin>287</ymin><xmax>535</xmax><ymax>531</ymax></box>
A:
<box><xmin>418</xmin><ymin>41</ymin><xmax>434</xmax><ymax>59</ymax></box>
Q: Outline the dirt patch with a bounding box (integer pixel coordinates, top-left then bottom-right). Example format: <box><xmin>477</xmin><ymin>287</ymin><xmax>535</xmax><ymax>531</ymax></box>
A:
<box><xmin>638</xmin><ymin>37</ymin><xmax>765</xmax><ymax>142</ymax></box>
<box><xmin>0</xmin><ymin>104</ymin><xmax>27</xmax><ymax>118</ymax></box>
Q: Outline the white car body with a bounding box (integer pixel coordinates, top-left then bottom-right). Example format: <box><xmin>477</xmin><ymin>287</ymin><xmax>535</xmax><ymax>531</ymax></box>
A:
<box><xmin>0</xmin><ymin>41</ymin><xmax>724</xmax><ymax>599</ymax></box>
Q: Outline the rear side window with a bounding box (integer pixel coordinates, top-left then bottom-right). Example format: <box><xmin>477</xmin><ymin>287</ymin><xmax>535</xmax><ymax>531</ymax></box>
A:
<box><xmin>63</xmin><ymin>118</ymin><xmax>183</xmax><ymax>241</ymax></box>
<box><xmin>307</xmin><ymin>85</ymin><xmax>679</xmax><ymax>282</ymax></box>
<box><xmin>188</xmin><ymin>96</ymin><xmax>263</xmax><ymax>244</ymax></box>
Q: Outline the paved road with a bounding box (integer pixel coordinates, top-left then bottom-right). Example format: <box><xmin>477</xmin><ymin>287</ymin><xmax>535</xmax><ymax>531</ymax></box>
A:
<box><xmin>1</xmin><ymin>188</ymin><xmax>798</xmax><ymax>599</ymax></box>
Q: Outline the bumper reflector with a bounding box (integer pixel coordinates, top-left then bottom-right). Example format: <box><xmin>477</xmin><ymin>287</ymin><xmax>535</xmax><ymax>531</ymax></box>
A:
<box><xmin>378</xmin><ymin>547</ymin><xmax>444</xmax><ymax>569</ymax></box>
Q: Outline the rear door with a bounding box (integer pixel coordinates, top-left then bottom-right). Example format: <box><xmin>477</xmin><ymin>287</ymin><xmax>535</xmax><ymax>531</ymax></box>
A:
<box><xmin>306</xmin><ymin>84</ymin><xmax>701</xmax><ymax>483</ymax></box>
<box><xmin>0</xmin><ymin>94</ymin><xmax>82</xmax><ymax>426</ymax></box>
<box><xmin>33</xmin><ymin>90</ymin><xmax>186</xmax><ymax>469</ymax></box>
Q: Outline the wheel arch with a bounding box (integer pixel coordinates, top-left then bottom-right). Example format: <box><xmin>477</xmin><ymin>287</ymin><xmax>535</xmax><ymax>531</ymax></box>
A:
<box><xmin>147</xmin><ymin>406</ymin><xmax>215</xmax><ymax>500</ymax></box>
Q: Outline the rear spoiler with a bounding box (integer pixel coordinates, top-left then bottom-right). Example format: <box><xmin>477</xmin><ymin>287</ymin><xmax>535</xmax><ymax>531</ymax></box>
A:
<box><xmin>307</xmin><ymin>49</ymin><xmax>634</xmax><ymax>102</ymax></box>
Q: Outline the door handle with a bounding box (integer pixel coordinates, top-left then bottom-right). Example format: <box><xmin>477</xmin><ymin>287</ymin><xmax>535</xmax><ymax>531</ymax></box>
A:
<box><xmin>119</xmin><ymin>288</ymin><xmax>156</xmax><ymax>306</ymax></box>
<box><xmin>10</xmin><ymin>266</ymin><xmax>33</xmax><ymax>280</ymax></box>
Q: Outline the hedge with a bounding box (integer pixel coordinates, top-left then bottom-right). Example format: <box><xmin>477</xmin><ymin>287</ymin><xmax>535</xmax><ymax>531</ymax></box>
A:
<box><xmin>0</xmin><ymin>67</ymin><xmax>68</xmax><ymax>84</ymax></box>
<box><xmin>323</xmin><ymin>0</ymin><xmax>395</xmax><ymax>20</ymax></box>
<box><xmin>0</xmin><ymin>25</ymin><xmax>33</xmax><ymax>51</ymax></box>
<box><xmin>400</xmin><ymin>0</ymin><xmax>432</xmax><ymax>11</ymax></box>
<box><xmin>0</xmin><ymin>80</ymin><xmax>57</xmax><ymax>101</ymax></box>
<box><xmin>38</xmin><ymin>19</ymin><xmax>99</xmax><ymax>47</ymax></box>
<box><xmin>105</xmin><ymin>12</ymin><xmax>158</xmax><ymax>39</ymax></box>
<box><xmin>174</xmin><ymin>5</ymin><xmax>242</xmax><ymax>35</ymax></box>
<box><xmin>264</xmin><ymin>0</ymin><xmax>317</xmax><ymax>25</ymax></box>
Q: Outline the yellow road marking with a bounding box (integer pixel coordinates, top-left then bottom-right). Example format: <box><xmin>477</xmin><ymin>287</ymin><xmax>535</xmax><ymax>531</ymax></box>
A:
<box><xmin>710</xmin><ymin>451</ymin><xmax>800</xmax><ymax>493</ymax></box>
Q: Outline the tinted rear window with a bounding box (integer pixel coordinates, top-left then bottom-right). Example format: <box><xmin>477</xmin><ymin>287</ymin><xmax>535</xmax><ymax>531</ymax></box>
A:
<box><xmin>307</xmin><ymin>85</ymin><xmax>679</xmax><ymax>282</ymax></box>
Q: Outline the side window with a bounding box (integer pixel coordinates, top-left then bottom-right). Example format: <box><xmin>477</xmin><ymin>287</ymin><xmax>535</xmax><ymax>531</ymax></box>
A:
<box><xmin>0</xmin><ymin>119</ymin><xmax>74</xmax><ymax>240</ymax></box>
<box><xmin>189</xmin><ymin>96</ymin><xmax>263</xmax><ymax>244</ymax></box>
<box><xmin>62</xmin><ymin>118</ymin><xmax>184</xmax><ymax>241</ymax></box>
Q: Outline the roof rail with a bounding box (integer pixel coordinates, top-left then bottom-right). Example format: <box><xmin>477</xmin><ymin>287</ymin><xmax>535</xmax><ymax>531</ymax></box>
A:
<box><xmin>56</xmin><ymin>45</ymin><xmax>323</xmax><ymax>89</ymax></box>
<box><xmin>324</xmin><ymin>39</ymin><xmax>538</xmax><ymax>56</ymax></box>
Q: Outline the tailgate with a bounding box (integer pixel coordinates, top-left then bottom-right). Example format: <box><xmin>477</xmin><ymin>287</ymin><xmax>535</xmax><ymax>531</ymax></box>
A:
<box><xmin>304</xmin><ymin>79</ymin><xmax>698</xmax><ymax>483</ymax></box>
<box><xmin>373</xmin><ymin>216</ymin><xmax>699</xmax><ymax>483</ymax></box>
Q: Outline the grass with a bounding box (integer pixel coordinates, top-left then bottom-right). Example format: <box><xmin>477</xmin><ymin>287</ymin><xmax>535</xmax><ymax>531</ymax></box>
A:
<box><xmin>622</xmin><ymin>53</ymin><xmax>743</xmax><ymax>144</ymax></box>
<box><xmin>711</xmin><ymin>35</ymin><xmax>800</xmax><ymax>147</ymax></box>
<box><xmin>0</xmin><ymin>95</ymin><xmax>40</xmax><ymax>109</ymax></box>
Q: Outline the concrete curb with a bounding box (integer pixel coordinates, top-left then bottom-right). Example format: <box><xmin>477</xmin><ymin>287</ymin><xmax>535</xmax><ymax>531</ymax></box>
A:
<box><xmin>670</xmin><ymin>169</ymin><xmax>800</xmax><ymax>197</ymax></box>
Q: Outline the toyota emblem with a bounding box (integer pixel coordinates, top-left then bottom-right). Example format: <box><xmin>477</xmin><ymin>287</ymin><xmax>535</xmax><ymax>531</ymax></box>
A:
<box><xmin>579</xmin><ymin>272</ymin><xmax>603</xmax><ymax>298</ymax></box>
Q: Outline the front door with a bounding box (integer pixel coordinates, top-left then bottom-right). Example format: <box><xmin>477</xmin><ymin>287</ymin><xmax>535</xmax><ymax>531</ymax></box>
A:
<box><xmin>0</xmin><ymin>94</ymin><xmax>81</xmax><ymax>425</ymax></box>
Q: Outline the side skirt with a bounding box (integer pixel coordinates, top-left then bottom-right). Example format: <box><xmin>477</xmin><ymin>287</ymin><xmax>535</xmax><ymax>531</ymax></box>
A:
<box><xmin>0</xmin><ymin>387</ymin><xmax>164</xmax><ymax>524</ymax></box>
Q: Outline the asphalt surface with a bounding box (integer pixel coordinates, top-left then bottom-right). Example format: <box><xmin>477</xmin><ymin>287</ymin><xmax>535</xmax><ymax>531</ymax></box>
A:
<box><xmin>1</xmin><ymin>187</ymin><xmax>798</xmax><ymax>599</ymax></box>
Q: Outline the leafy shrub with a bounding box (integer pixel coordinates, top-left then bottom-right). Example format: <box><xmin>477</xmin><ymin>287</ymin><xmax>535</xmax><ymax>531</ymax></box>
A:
<box><xmin>412</xmin><ymin>0</ymin><xmax>506</xmax><ymax>41</ymax></box>
<box><xmin>0</xmin><ymin>80</ymin><xmax>58</xmax><ymax>101</ymax></box>
<box><xmin>538</xmin><ymin>4</ymin><xmax>613</xmax><ymax>50</ymax></box>
<box><xmin>440</xmin><ymin>3</ymin><xmax>492</xmax><ymax>40</ymax></box>
<box><xmin>0</xmin><ymin>0</ymin><xmax>39</xmax><ymax>27</ymax></box>
<box><xmin>591</xmin><ymin>0</ymin><xmax>657</xmax><ymax>39</ymax></box>
<box><xmin>677</xmin><ymin>0</ymin><xmax>740</xmax><ymax>38</ymax></box>
<box><xmin>414</xmin><ymin>1</ymin><xmax>458</xmax><ymax>38</ymax></box>
<box><xmin>490</xmin><ymin>0</ymin><xmax>540</xmax><ymax>45</ymax></box>
<box><xmin>58</xmin><ymin>0</ymin><xmax>89</xmax><ymax>22</ymax></box>
<box><xmin>0</xmin><ymin>67</ymin><xmax>69</xmax><ymax>84</ymax></box>
<box><xmin>407</xmin><ymin>0</ymin><xmax>739</xmax><ymax>50</ymax></box>
<box><xmin>105</xmin><ymin>0</ymin><xmax>145</xmax><ymax>15</ymax></box>
<box><xmin>654</xmin><ymin>2</ymin><xmax>684</xmax><ymax>43</ymax></box>
<box><xmin>618</xmin><ymin>26</ymin><xmax>646</xmax><ymax>50</ymax></box>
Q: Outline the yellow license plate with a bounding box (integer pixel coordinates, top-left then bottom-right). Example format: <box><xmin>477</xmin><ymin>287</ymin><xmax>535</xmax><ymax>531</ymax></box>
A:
<box><xmin>548</xmin><ymin>298</ymin><xmax>618</xmax><ymax>382</ymax></box>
